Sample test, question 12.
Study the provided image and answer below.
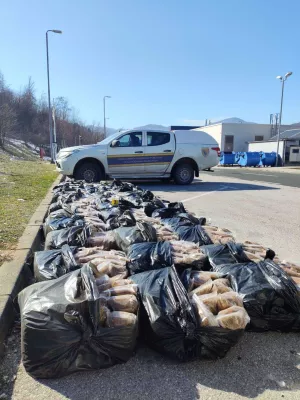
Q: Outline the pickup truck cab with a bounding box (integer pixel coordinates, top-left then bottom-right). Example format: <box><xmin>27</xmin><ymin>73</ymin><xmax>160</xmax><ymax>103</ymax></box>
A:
<box><xmin>56</xmin><ymin>129</ymin><xmax>219</xmax><ymax>184</ymax></box>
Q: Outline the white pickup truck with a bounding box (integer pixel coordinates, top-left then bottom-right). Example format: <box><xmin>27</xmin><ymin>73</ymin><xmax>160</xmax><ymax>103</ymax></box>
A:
<box><xmin>56</xmin><ymin>129</ymin><xmax>219</xmax><ymax>185</ymax></box>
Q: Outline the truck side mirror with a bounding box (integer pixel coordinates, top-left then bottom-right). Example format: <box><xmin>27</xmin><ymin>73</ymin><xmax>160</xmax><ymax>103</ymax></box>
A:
<box><xmin>111</xmin><ymin>140</ymin><xmax>120</xmax><ymax>147</ymax></box>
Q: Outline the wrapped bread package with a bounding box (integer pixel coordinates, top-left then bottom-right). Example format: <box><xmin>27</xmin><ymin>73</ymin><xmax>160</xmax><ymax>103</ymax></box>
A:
<box><xmin>111</xmin><ymin>279</ymin><xmax>133</xmax><ymax>287</ymax></box>
<box><xmin>217</xmin><ymin>306</ymin><xmax>250</xmax><ymax>330</ymax></box>
<box><xmin>132</xmin><ymin>266</ymin><xmax>245</xmax><ymax>362</ymax></box>
<box><xmin>191</xmin><ymin>271</ymin><xmax>220</xmax><ymax>288</ymax></box>
<box><xmin>105</xmin><ymin>311</ymin><xmax>137</xmax><ymax>328</ymax></box>
<box><xmin>18</xmin><ymin>265</ymin><xmax>138</xmax><ymax>378</ymax></box>
<box><xmin>190</xmin><ymin>280</ymin><xmax>214</xmax><ymax>296</ymax></box>
<box><xmin>191</xmin><ymin>294</ymin><xmax>218</xmax><ymax>327</ymax></box>
<box><xmin>104</xmin><ymin>284</ymin><xmax>138</xmax><ymax>296</ymax></box>
<box><xmin>107</xmin><ymin>294</ymin><xmax>139</xmax><ymax>314</ymax></box>
<box><xmin>211</xmin><ymin>278</ymin><xmax>232</xmax><ymax>294</ymax></box>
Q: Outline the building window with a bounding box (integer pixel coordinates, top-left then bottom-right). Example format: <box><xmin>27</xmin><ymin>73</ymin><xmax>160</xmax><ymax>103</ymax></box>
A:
<box><xmin>224</xmin><ymin>135</ymin><xmax>234</xmax><ymax>152</ymax></box>
<box><xmin>255</xmin><ymin>135</ymin><xmax>264</xmax><ymax>141</ymax></box>
<box><xmin>292</xmin><ymin>148</ymin><xmax>299</xmax><ymax>154</ymax></box>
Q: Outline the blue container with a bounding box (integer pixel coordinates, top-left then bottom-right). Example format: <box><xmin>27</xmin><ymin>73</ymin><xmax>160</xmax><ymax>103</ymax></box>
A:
<box><xmin>238</xmin><ymin>152</ymin><xmax>261</xmax><ymax>167</ymax></box>
<box><xmin>235</xmin><ymin>152</ymin><xmax>241</xmax><ymax>164</ymax></box>
<box><xmin>260</xmin><ymin>152</ymin><xmax>277</xmax><ymax>167</ymax></box>
<box><xmin>220</xmin><ymin>152</ymin><xmax>236</xmax><ymax>165</ymax></box>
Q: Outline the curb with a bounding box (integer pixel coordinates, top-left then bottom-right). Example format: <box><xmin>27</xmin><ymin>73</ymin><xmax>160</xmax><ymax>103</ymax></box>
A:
<box><xmin>0</xmin><ymin>174</ymin><xmax>62</xmax><ymax>356</ymax></box>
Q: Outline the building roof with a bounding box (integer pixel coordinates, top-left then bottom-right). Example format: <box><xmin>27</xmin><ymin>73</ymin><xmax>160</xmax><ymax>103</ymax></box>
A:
<box><xmin>270</xmin><ymin>129</ymin><xmax>300</xmax><ymax>140</ymax></box>
<box><xmin>170</xmin><ymin>125</ymin><xmax>201</xmax><ymax>130</ymax></box>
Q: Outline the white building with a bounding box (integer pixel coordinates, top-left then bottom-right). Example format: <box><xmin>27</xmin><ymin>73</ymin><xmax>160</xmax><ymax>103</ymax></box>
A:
<box><xmin>193</xmin><ymin>122</ymin><xmax>292</xmax><ymax>152</ymax></box>
<box><xmin>248</xmin><ymin>129</ymin><xmax>300</xmax><ymax>164</ymax></box>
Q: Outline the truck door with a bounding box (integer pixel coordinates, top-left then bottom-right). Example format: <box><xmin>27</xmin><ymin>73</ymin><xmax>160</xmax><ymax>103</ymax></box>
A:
<box><xmin>144</xmin><ymin>131</ymin><xmax>175</xmax><ymax>174</ymax></box>
<box><xmin>107</xmin><ymin>131</ymin><xmax>145</xmax><ymax>175</ymax></box>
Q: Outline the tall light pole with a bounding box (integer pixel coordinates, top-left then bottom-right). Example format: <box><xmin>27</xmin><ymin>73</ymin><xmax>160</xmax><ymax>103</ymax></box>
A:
<box><xmin>275</xmin><ymin>71</ymin><xmax>292</xmax><ymax>166</ymax></box>
<box><xmin>103</xmin><ymin>95</ymin><xmax>111</xmax><ymax>137</ymax></box>
<box><xmin>46</xmin><ymin>29</ymin><xmax>62</xmax><ymax>163</ymax></box>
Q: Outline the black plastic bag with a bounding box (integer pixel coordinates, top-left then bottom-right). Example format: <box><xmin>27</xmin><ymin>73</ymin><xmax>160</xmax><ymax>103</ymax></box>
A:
<box><xmin>99</xmin><ymin>207</ymin><xmax>121</xmax><ymax>222</ymax></box>
<box><xmin>43</xmin><ymin>211</ymin><xmax>82</xmax><ymax>236</ymax></box>
<box><xmin>114</xmin><ymin>222</ymin><xmax>157</xmax><ymax>252</ymax></box>
<box><xmin>162</xmin><ymin>213</ymin><xmax>205</xmax><ymax>231</ymax></box>
<box><xmin>44</xmin><ymin>225</ymin><xmax>91</xmax><ymax>250</ymax></box>
<box><xmin>152</xmin><ymin>202</ymin><xmax>186</xmax><ymax>219</ymax></box>
<box><xmin>122</xmin><ymin>193</ymin><xmax>143</xmax><ymax>207</ymax></box>
<box><xmin>34</xmin><ymin>245</ymin><xmax>79</xmax><ymax>282</ymax></box>
<box><xmin>106</xmin><ymin>210</ymin><xmax>136</xmax><ymax>230</ymax></box>
<box><xmin>175</xmin><ymin>224</ymin><xmax>213</xmax><ymax>246</ymax></box>
<box><xmin>110</xmin><ymin>179</ymin><xmax>136</xmax><ymax>192</ymax></box>
<box><xmin>140</xmin><ymin>189</ymin><xmax>154</xmax><ymax>202</ymax></box>
<box><xmin>131</xmin><ymin>266</ymin><xmax>243</xmax><ymax>361</ymax></box>
<box><xmin>34</xmin><ymin>249</ymin><xmax>62</xmax><ymax>281</ymax></box>
<box><xmin>213</xmin><ymin>259</ymin><xmax>300</xmax><ymax>331</ymax></box>
<box><xmin>201</xmin><ymin>242</ymin><xmax>250</xmax><ymax>270</ymax></box>
<box><xmin>127</xmin><ymin>242</ymin><xmax>173</xmax><ymax>274</ymax></box>
<box><xmin>48</xmin><ymin>201</ymin><xmax>62</xmax><ymax>214</ymax></box>
<box><xmin>18</xmin><ymin>265</ymin><xmax>138</xmax><ymax>378</ymax></box>
<box><xmin>143</xmin><ymin>198</ymin><xmax>166</xmax><ymax>217</ymax></box>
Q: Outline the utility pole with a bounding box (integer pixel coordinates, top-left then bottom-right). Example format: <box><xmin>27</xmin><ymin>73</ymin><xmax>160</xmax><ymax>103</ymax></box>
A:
<box><xmin>46</xmin><ymin>29</ymin><xmax>62</xmax><ymax>162</ymax></box>
<box><xmin>103</xmin><ymin>95</ymin><xmax>111</xmax><ymax>137</ymax></box>
<box><xmin>275</xmin><ymin>72</ymin><xmax>293</xmax><ymax>166</ymax></box>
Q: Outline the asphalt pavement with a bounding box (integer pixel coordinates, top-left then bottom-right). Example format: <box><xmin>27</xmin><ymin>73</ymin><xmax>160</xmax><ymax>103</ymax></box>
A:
<box><xmin>205</xmin><ymin>167</ymin><xmax>300</xmax><ymax>188</ymax></box>
<box><xmin>1</xmin><ymin>172</ymin><xmax>300</xmax><ymax>400</ymax></box>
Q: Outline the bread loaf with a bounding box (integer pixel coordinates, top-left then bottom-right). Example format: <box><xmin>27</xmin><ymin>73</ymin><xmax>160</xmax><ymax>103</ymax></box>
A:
<box><xmin>217</xmin><ymin>306</ymin><xmax>250</xmax><ymax>330</ymax></box>
<box><xmin>105</xmin><ymin>311</ymin><xmax>137</xmax><ymax>328</ymax></box>
<box><xmin>217</xmin><ymin>292</ymin><xmax>243</xmax><ymax>311</ymax></box>
<box><xmin>107</xmin><ymin>294</ymin><xmax>139</xmax><ymax>314</ymax></box>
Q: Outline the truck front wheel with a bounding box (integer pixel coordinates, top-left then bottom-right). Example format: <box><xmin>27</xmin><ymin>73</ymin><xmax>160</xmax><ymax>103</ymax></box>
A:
<box><xmin>74</xmin><ymin>162</ymin><xmax>102</xmax><ymax>182</ymax></box>
<box><xmin>173</xmin><ymin>163</ymin><xmax>194</xmax><ymax>185</ymax></box>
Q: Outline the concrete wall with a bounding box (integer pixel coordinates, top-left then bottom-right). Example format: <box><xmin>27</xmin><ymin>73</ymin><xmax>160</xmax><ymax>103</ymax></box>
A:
<box><xmin>221</xmin><ymin>123</ymin><xmax>274</xmax><ymax>152</ymax></box>
<box><xmin>248</xmin><ymin>140</ymin><xmax>284</xmax><ymax>157</ymax></box>
<box><xmin>194</xmin><ymin>123</ymin><xmax>294</xmax><ymax>152</ymax></box>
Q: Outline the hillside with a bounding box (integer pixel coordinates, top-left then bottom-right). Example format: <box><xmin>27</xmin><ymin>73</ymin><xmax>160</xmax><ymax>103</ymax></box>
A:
<box><xmin>0</xmin><ymin>138</ymin><xmax>40</xmax><ymax>161</ymax></box>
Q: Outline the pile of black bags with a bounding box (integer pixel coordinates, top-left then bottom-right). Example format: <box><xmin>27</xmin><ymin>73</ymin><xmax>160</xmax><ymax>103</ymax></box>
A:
<box><xmin>18</xmin><ymin>178</ymin><xmax>300</xmax><ymax>379</ymax></box>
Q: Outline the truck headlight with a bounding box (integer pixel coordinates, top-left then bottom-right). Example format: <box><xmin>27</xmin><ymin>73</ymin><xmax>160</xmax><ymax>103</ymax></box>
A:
<box><xmin>60</xmin><ymin>150</ymin><xmax>80</xmax><ymax>159</ymax></box>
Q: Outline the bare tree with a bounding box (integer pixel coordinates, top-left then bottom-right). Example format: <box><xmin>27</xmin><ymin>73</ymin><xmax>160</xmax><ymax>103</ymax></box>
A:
<box><xmin>0</xmin><ymin>104</ymin><xmax>17</xmax><ymax>147</ymax></box>
<box><xmin>0</xmin><ymin>70</ymin><xmax>106</xmax><ymax>149</ymax></box>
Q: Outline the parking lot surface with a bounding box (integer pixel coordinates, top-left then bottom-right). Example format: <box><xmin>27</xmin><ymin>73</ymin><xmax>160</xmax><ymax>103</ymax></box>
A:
<box><xmin>1</xmin><ymin>172</ymin><xmax>300</xmax><ymax>400</ymax></box>
<box><xmin>210</xmin><ymin>167</ymin><xmax>300</xmax><ymax>188</ymax></box>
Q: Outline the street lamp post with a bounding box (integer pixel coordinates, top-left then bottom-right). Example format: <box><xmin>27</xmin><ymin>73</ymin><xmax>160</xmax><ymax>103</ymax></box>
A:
<box><xmin>275</xmin><ymin>71</ymin><xmax>292</xmax><ymax>167</ymax></box>
<box><xmin>46</xmin><ymin>29</ymin><xmax>62</xmax><ymax>163</ymax></box>
<box><xmin>103</xmin><ymin>96</ymin><xmax>111</xmax><ymax>137</ymax></box>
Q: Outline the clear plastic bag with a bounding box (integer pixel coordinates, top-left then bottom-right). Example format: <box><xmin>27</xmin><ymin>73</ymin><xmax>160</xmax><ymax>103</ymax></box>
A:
<box><xmin>87</xmin><ymin>231</ymin><xmax>117</xmax><ymax>250</ymax></box>
<box><xmin>191</xmin><ymin>271</ymin><xmax>220</xmax><ymax>288</ymax></box>
<box><xmin>217</xmin><ymin>306</ymin><xmax>250</xmax><ymax>330</ymax></box>
<box><xmin>105</xmin><ymin>311</ymin><xmax>137</xmax><ymax>328</ymax></box>
<box><xmin>107</xmin><ymin>294</ymin><xmax>139</xmax><ymax>313</ymax></box>
<box><xmin>91</xmin><ymin>260</ymin><xmax>127</xmax><ymax>278</ymax></box>
<box><xmin>191</xmin><ymin>294</ymin><xmax>218</xmax><ymax>327</ymax></box>
<box><xmin>103</xmin><ymin>284</ymin><xmax>138</xmax><ymax>296</ymax></box>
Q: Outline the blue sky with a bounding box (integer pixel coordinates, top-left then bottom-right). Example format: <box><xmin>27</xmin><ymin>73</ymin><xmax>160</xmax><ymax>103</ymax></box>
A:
<box><xmin>0</xmin><ymin>0</ymin><xmax>299</xmax><ymax>129</ymax></box>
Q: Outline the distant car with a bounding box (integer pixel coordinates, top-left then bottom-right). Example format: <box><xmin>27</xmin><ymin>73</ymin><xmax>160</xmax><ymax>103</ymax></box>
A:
<box><xmin>56</xmin><ymin>129</ymin><xmax>220</xmax><ymax>185</ymax></box>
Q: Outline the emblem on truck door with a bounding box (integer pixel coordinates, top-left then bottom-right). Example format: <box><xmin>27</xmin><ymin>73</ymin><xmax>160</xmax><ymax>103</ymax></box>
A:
<box><xmin>202</xmin><ymin>147</ymin><xmax>209</xmax><ymax>157</ymax></box>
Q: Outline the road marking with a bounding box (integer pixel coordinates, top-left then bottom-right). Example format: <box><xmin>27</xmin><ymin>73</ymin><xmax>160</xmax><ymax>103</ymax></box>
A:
<box><xmin>242</xmin><ymin>172</ymin><xmax>276</xmax><ymax>177</ymax></box>
<box><xmin>181</xmin><ymin>185</ymin><xmax>231</xmax><ymax>203</ymax></box>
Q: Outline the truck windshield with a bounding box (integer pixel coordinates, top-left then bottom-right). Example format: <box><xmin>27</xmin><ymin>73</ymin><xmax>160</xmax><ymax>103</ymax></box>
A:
<box><xmin>97</xmin><ymin>131</ymin><xmax>125</xmax><ymax>145</ymax></box>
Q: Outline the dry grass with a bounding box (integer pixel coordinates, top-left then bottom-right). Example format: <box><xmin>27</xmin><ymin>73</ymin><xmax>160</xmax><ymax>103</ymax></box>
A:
<box><xmin>0</xmin><ymin>151</ymin><xmax>58</xmax><ymax>265</ymax></box>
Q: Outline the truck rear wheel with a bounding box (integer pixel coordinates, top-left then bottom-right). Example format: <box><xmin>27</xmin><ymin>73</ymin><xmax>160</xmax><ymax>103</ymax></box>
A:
<box><xmin>74</xmin><ymin>162</ymin><xmax>102</xmax><ymax>182</ymax></box>
<box><xmin>173</xmin><ymin>163</ymin><xmax>194</xmax><ymax>185</ymax></box>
